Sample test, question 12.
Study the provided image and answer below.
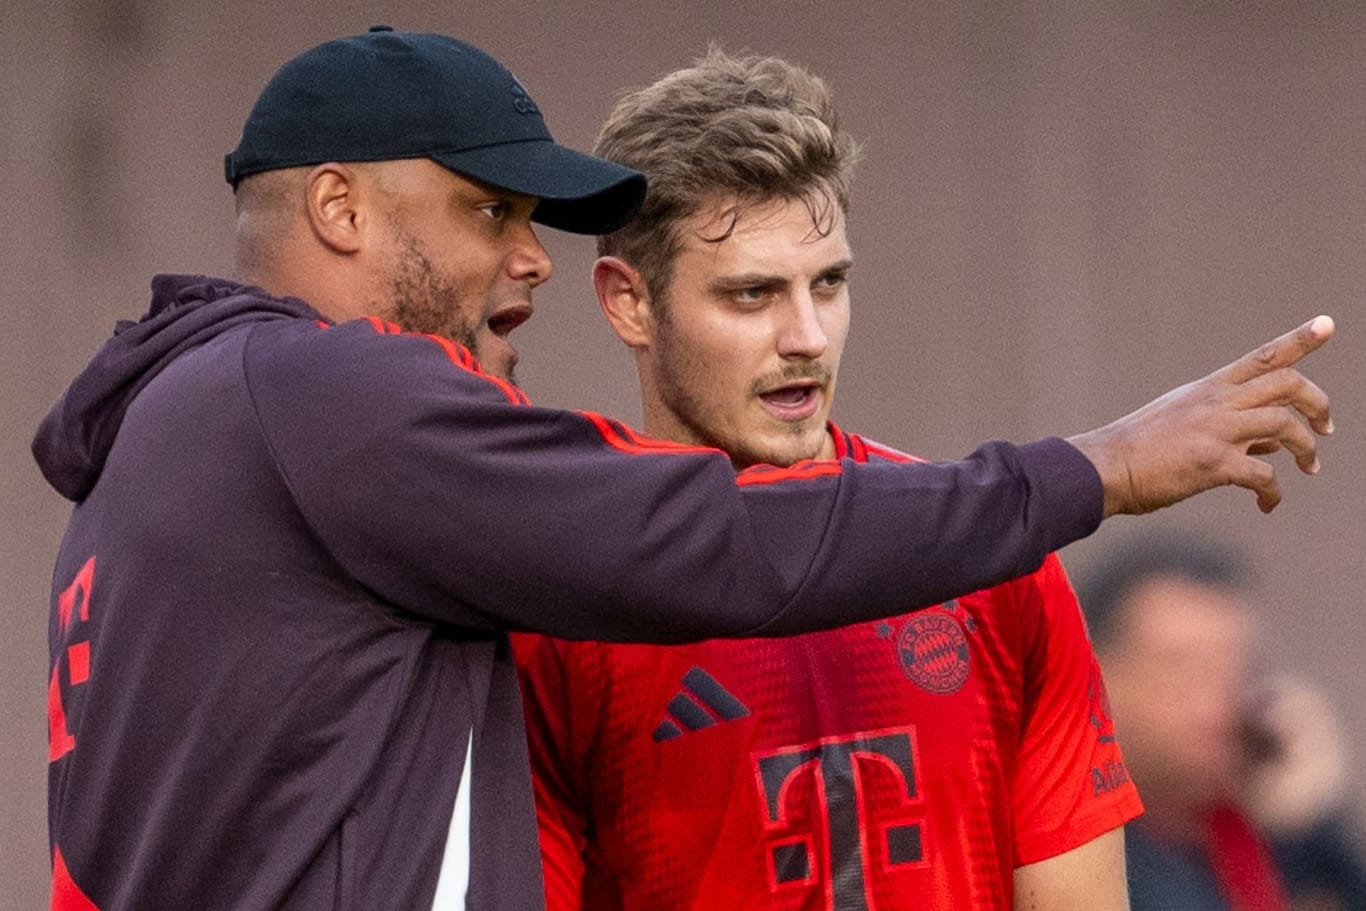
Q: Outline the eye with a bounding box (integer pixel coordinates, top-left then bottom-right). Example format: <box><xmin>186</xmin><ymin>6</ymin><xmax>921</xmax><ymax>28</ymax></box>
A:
<box><xmin>815</xmin><ymin>271</ymin><xmax>849</xmax><ymax>293</ymax></box>
<box><xmin>478</xmin><ymin>200</ymin><xmax>511</xmax><ymax>221</ymax></box>
<box><xmin>726</xmin><ymin>281</ymin><xmax>783</xmax><ymax>308</ymax></box>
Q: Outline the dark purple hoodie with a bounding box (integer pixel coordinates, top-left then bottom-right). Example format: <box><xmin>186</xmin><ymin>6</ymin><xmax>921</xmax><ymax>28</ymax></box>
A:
<box><xmin>34</xmin><ymin>275</ymin><xmax>1100</xmax><ymax>909</ymax></box>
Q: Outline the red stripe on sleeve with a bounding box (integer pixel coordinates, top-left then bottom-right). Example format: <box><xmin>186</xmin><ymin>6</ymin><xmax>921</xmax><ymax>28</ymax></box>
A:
<box><xmin>862</xmin><ymin>440</ymin><xmax>922</xmax><ymax>465</ymax></box>
<box><xmin>736</xmin><ymin>460</ymin><xmax>844</xmax><ymax>486</ymax></box>
<box><xmin>418</xmin><ymin>333</ymin><xmax>530</xmax><ymax>405</ymax></box>
<box><xmin>578</xmin><ymin>412</ymin><xmax>720</xmax><ymax>456</ymax></box>
<box><xmin>351</xmin><ymin>318</ymin><xmax>530</xmax><ymax>406</ymax></box>
<box><xmin>579</xmin><ymin>414</ymin><xmax>847</xmax><ymax>487</ymax></box>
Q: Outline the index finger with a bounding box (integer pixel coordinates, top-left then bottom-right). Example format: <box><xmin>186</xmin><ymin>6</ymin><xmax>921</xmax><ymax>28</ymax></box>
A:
<box><xmin>1220</xmin><ymin>315</ymin><xmax>1335</xmax><ymax>385</ymax></box>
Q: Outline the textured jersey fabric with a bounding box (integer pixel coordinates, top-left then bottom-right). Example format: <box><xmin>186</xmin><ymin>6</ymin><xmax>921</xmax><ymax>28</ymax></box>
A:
<box><xmin>516</xmin><ymin>427</ymin><xmax>1141</xmax><ymax>911</ymax></box>
<box><xmin>35</xmin><ymin>276</ymin><xmax>1103</xmax><ymax>910</ymax></box>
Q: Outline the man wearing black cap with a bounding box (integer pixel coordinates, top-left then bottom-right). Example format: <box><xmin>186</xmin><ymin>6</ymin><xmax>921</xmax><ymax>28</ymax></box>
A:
<box><xmin>34</xmin><ymin>27</ymin><xmax>1333</xmax><ymax>911</ymax></box>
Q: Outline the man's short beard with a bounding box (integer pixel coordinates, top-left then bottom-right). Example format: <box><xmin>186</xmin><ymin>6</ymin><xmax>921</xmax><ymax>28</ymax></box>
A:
<box><xmin>388</xmin><ymin>235</ymin><xmax>477</xmax><ymax>347</ymax></box>
<box><xmin>384</xmin><ymin>233</ymin><xmax>517</xmax><ymax>384</ymax></box>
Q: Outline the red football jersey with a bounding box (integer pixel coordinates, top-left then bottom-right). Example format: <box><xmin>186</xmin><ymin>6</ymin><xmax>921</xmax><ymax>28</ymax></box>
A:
<box><xmin>514</xmin><ymin>428</ymin><xmax>1140</xmax><ymax>911</ymax></box>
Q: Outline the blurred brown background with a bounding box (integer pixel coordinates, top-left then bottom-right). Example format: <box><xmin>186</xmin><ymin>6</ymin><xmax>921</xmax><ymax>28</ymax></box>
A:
<box><xmin>3</xmin><ymin>1</ymin><xmax>1363</xmax><ymax>906</ymax></box>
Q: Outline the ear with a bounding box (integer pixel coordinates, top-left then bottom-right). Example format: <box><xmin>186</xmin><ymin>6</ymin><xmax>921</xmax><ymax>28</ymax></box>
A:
<box><xmin>593</xmin><ymin>256</ymin><xmax>655</xmax><ymax>349</ymax></box>
<box><xmin>303</xmin><ymin>163</ymin><xmax>365</xmax><ymax>255</ymax></box>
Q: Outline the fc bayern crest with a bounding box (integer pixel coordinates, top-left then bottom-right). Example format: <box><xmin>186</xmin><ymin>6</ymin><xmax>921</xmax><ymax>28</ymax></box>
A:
<box><xmin>897</xmin><ymin>613</ymin><xmax>970</xmax><ymax>694</ymax></box>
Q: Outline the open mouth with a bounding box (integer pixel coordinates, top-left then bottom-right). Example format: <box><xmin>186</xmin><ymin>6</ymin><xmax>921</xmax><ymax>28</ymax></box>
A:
<box><xmin>760</xmin><ymin>383</ymin><xmax>817</xmax><ymax>406</ymax></box>
<box><xmin>758</xmin><ymin>381</ymin><xmax>822</xmax><ymax>420</ymax></box>
<box><xmin>487</xmin><ymin>305</ymin><xmax>533</xmax><ymax>337</ymax></box>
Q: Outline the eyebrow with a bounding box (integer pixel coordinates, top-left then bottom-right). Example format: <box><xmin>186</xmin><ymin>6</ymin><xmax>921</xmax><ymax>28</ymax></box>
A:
<box><xmin>819</xmin><ymin>258</ymin><xmax>855</xmax><ymax>278</ymax></box>
<box><xmin>708</xmin><ymin>274</ymin><xmax>786</xmax><ymax>295</ymax></box>
<box><xmin>707</xmin><ymin>258</ymin><xmax>855</xmax><ymax>295</ymax></box>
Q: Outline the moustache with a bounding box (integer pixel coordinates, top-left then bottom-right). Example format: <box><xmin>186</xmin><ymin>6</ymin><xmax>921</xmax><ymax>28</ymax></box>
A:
<box><xmin>751</xmin><ymin>362</ymin><xmax>831</xmax><ymax>396</ymax></box>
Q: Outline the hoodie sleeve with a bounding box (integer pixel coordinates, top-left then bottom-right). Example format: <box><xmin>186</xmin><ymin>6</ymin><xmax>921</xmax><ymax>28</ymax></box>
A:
<box><xmin>243</xmin><ymin>317</ymin><xmax>1101</xmax><ymax>642</ymax></box>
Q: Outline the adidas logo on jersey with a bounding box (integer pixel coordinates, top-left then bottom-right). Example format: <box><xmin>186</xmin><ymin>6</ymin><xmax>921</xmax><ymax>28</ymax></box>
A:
<box><xmin>652</xmin><ymin>666</ymin><xmax>750</xmax><ymax>742</ymax></box>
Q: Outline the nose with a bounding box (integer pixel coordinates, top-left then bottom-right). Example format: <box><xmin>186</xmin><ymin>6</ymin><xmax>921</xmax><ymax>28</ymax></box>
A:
<box><xmin>777</xmin><ymin>292</ymin><xmax>829</xmax><ymax>359</ymax></box>
<box><xmin>508</xmin><ymin>223</ymin><xmax>553</xmax><ymax>288</ymax></box>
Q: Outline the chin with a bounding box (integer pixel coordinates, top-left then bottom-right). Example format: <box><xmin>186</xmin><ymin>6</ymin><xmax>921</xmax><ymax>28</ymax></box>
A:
<box><xmin>746</xmin><ymin>436</ymin><xmax>825</xmax><ymax>469</ymax></box>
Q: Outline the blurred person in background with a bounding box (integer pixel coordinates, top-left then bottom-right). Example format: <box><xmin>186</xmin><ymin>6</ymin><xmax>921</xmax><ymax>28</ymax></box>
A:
<box><xmin>1078</xmin><ymin>532</ymin><xmax>1366</xmax><ymax>911</ymax></box>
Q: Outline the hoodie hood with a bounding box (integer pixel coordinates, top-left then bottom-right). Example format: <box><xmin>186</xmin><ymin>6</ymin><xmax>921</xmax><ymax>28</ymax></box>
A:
<box><xmin>33</xmin><ymin>274</ymin><xmax>323</xmax><ymax>502</ymax></box>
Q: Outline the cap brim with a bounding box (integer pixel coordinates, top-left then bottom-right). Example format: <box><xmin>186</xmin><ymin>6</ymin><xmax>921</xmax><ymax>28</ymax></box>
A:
<box><xmin>431</xmin><ymin>141</ymin><xmax>646</xmax><ymax>235</ymax></box>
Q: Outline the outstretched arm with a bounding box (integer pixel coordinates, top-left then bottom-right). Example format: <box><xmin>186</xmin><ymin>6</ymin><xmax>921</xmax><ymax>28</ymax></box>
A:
<box><xmin>1069</xmin><ymin>315</ymin><xmax>1334</xmax><ymax>517</ymax></box>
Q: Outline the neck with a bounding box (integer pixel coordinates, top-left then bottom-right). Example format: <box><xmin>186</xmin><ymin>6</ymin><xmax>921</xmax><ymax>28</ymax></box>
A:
<box><xmin>235</xmin><ymin>257</ymin><xmax>365</xmax><ymax>326</ymax></box>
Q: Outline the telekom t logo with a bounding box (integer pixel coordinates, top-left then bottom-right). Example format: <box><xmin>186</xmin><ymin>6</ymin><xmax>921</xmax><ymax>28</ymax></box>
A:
<box><xmin>49</xmin><ymin>556</ymin><xmax>95</xmax><ymax>763</ymax></box>
<box><xmin>754</xmin><ymin>727</ymin><xmax>925</xmax><ymax>910</ymax></box>
<box><xmin>48</xmin><ymin>556</ymin><xmax>104</xmax><ymax>910</ymax></box>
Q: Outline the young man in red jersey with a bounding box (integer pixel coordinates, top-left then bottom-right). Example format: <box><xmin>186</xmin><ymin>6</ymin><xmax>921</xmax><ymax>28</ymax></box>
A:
<box><xmin>515</xmin><ymin>50</ymin><xmax>1142</xmax><ymax>910</ymax></box>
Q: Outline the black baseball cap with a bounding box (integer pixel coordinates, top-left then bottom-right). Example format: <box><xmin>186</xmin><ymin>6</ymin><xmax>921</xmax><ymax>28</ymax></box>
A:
<box><xmin>224</xmin><ymin>26</ymin><xmax>645</xmax><ymax>235</ymax></box>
